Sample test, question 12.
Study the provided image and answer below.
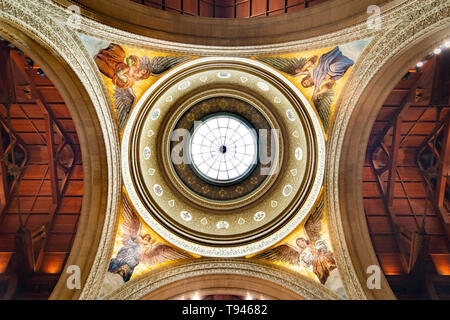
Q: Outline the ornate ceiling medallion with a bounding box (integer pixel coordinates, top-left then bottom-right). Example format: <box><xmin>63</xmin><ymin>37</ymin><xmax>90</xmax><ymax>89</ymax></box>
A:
<box><xmin>122</xmin><ymin>57</ymin><xmax>325</xmax><ymax>257</ymax></box>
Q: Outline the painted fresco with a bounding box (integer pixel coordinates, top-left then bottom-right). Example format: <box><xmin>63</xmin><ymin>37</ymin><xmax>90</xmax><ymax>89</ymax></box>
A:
<box><xmin>100</xmin><ymin>194</ymin><xmax>193</xmax><ymax>297</ymax></box>
<box><xmin>252</xmin><ymin>194</ymin><xmax>346</xmax><ymax>297</ymax></box>
<box><xmin>254</xmin><ymin>39</ymin><xmax>370</xmax><ymax>133</ymax></box>
<box><xmin>79</xmin><ymin>34</ymin><xmax>194</xmax><ymax>131</ymax></box>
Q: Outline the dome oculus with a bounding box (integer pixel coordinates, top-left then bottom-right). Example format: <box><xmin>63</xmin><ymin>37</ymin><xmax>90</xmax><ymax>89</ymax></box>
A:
<box><xmin>188</xmin><ymin>114</ymin><xmax>258</xmax><ymax>185</ymax></box>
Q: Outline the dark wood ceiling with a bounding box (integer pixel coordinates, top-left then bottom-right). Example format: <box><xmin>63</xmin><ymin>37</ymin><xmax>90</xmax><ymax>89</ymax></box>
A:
<box><xmin>130</xmin><ymin>0</ymin><xmax>329</xmax><ymax>17</ymax></box>
<box><xmin>0</xmin><ymin>40</ymin><xmax>83</xmax><ymax>299</ymax></box>
<box><xmin>363</xmin><ymin>48</ymin><xmax>450</xmax><ymax>299</ymax></box>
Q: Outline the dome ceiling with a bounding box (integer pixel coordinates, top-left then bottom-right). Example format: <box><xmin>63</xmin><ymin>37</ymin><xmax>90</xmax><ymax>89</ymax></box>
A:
<box><xmin>121</xmin><ymin>57</ymin><xmax>325</xmax><ymax>257</ymax></box>
<box><xmin>77</xmin><ymin>34</ymin><xmax>369</xmax><ymax>298</ymax></box>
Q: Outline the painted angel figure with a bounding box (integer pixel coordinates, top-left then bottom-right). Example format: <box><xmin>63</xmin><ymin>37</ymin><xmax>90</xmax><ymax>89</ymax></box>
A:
<box><xmin>257</xmin><ymin>47</ymin><xmax>353</xmax><ymax>131</ymax></box>
<box><xmin>94</xmin><ymin>43</ymin><xmax>190</xmax><ymax>128</ymax></box>
<box><xmin>108</xmin><ymin>196</ymin><xmax>190</xmax><ymax>282</ymax></box>
<box><xmin>254</xmin><ymin>197</ymin><xmax>336</xmax><ymax>284</ymax></box>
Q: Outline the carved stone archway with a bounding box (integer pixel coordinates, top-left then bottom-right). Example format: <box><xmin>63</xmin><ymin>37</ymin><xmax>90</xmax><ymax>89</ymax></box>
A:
<box><xmin>326</xmin><ymin>2</ymin><xmax>450</xmax><ymax>300</ymax></box>
<box><xmin>104</xmin><ymin>259</ymin><xmax>342</xmax><ymax>300</ymax></box>
<box><xmin>0</xmin><ymin>2</ymin><xmax>122</xmax><ymax>300</ymax></box>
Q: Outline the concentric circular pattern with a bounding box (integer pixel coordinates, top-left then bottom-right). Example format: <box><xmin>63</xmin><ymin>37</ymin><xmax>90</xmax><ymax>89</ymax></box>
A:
<box><xmin>171</xmin><ymin>96</ymin><xmax>272</xmax><ymax>201</ymax></box>
<box><xmin>189</xmin><ymin>114</ymin><xmax>258</xmax><ymax>185</ymax></box>
<box><xmin>122</xmin><ymin>57</ymin><xmax>325</xmax><ymax>257</ymax></box>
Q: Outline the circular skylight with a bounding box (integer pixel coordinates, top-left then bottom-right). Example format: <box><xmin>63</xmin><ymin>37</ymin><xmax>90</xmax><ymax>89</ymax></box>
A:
<box><xmin>189</xmin><ymin>114</ymin><xmax>258</xmax><ymax>185</ymax></box>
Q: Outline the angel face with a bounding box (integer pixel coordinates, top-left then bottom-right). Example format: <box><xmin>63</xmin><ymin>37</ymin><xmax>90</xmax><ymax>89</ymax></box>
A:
<box><xmin>314</xmin><ymin>239</ymin><xmax>328</xmax><ymax>254</ymax></box>
<box><xmin>296</xmin><ymin>237</ymin><xmax>309</xmax><ymax>249</ymax></box>
<box><xmin>125</xmin><ymin>55</ymin><xmax>140</xmax><ymax>68</ymax></box>
<box><xmin>113</xmin><ymin>63</ymin><xmax>134</xmax><ymax>89</ymax></box>
<box><xmin>142</xmin><ymin>234</ymin><xmax>152</xmax><ymax>243</ymax></box>
<box><xmin>301</xmin><ymin>75</ymin><xmax>314</xmax><ymax>88</ymax></box>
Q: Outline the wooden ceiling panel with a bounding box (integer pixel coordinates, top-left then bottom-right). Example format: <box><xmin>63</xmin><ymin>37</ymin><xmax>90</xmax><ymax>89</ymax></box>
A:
<box><xmin>63</xmin><ymin>181</ymin><xmax>83</xmax><ymax>197</ymax></box>
<box><xmin>363</xmin><ymin>182</ymin><xmax>382</xmax><ymax>198</ymax></box>
<box><xmin>363</xmin><ymin>166</ymin><xmax>376</xmax><ymax>181</ymax></box>
<box><xmin>46</xmin><ymin>234</ymin><xmax>75</xmax><ymax>252</ymax></box>
<box><xmin>129</xmin><ymin>0</ymin><xmax>330</xmax><ymax>18</ymax></box>
<box><xmin>57</xmin><ymin>197</ymin><xmax>83</xmax><ymax>214</ymax></box>
<box><xmin>378</xmin><ymin>254</ymin><xmax>405</xmax><ymax>275</ymax></box>
<box><xmin>391</xmin><ymin>198</ymin><xmax>413</xmax><ymax>214</ymax></box>
<box><xmin>17</xmin><ymin>181</ymin><xmax>52</xmax><ymax>196</ymax></box>
<box><xmin>0</xmin><ymin>236</ymin><xmax>15</xmax><ymax>251</ymax></box>
<box><xmin>376</xmin><ymin>107</ymin><xmax>398</xmax><ymax>121</ymax></box>
<box><xmin>367</xmin><ymin>216</ymin><xmax>393</xmax><ymax>233</ymax></box>
<box><xmin>396</xmin><ymin>167</ymin><xmax>423</xmax><ymax>181</ymax></box>
<box><xmin>52</xmin><ymin>215</ymin><xmax>79</xmax><ymax>233</ymax></box>
<box><xmin>402</xmin><ymin>182</ymin><xmax>427</xmax><ymax>198</ymax></box>
<box><xmin>364</xmin><ymin>51</ymin><xmax>450</xmax><ymax>299</ymax></box>
<box><xmin>0</xmin><ymin>42</ymin><xmax>83</xmax><ymax>299</ymax></box>
<box><xmin>364</xmin><ymin>199</ymin><xmax>386</xmax><ymax>215</ymax></box>
<box><xmin>37</xmin><ymin>253</ymin><xmax>66</xmax><ymax>274</ymax></box>
<box><xmin>372</xmin><ymin>236</ymin><xmax>400</xmax><ymax>253</ymax></box>
<box><xmin>400</xmin><ymin>135</ymin><xmax>426</xmax><ymax>147</ymax></box>
<box><xmin>5</xmin><ymin>197</ymin><xmax>53</xmax><ymax>214</ymax></box>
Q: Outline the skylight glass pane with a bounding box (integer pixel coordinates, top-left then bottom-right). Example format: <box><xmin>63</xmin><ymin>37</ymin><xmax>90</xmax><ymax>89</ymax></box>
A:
<box><xmin>189</xmin><ymin>114</ymin><xmax>258</xmax><ymax>184</ymax></box>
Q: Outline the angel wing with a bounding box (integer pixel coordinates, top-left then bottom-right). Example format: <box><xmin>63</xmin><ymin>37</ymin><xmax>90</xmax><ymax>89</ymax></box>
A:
<box><xmin>253</xmin><ymin>244</ymin><xmax>302</xmax><ymax>266</ymax></box>
<box><xmin>256</xmin><ymin>57</ymin><xmax>306</xmax><ymax>76</ymax></box>
<box><xmin>140</xmin><ymin>243</ymin><xmax>190</xmax><ymax>265</ymax></box>
<box><xmin>312</xmin><ymin>89</ymin><xmax>334</xmax><ymax>132</ymax></box>
<box><xmin>304</xmin><ymin>195</ymin><xmax>324</xmax><ymax>244</ymax></box>
<box><xmin>140</xmin><ymin>56</ymin><xmax>190</xmax><ymax>76</ymax></box>
<box><xmin>121</xmin><ymin>196</ymin><xmax>141</xmax><ymax>245</ymax></box>
<box><xmin>113</xmin><ymin>87</ymin><xmax>136</xmax><ymax>129</ymax></box>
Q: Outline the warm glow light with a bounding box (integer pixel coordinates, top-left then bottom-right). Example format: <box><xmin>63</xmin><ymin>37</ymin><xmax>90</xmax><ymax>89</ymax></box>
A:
<box><xmin>416</xmin><ymin>61</ymin><xmax>424</xmax><ymax>68</ymax></box>
<box><xmin>246</xmin><ymin>292</ymin><xmax>253</xmax><ymax>300</ymax></box>
<box><xmin>0</xmin><ymin>253</ymin><xmax>12</xmax><ymax>274</ymax></box>
<box><xmin>44</xmin><ymin>263</ymin><xmax>62</xmax><ymax>274</ymax></box>
<box><xmin>445</xmin><ymin>41</ymin><xmax>450</xmax><ymax>48</ymax></box>
<box><xmin>431</xmin><ymin>254</ymin><xmax>450</xmax><ymax>276</ymax></box>
<box><xmin>192</xmin><ymin>292</ymin><xmax>200</xmax><ymax>300</ymax></box>
<box><xmin>433</xmin><ymin>48</ymin><xmax>442</xmax><ymax>55</ymax></box>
